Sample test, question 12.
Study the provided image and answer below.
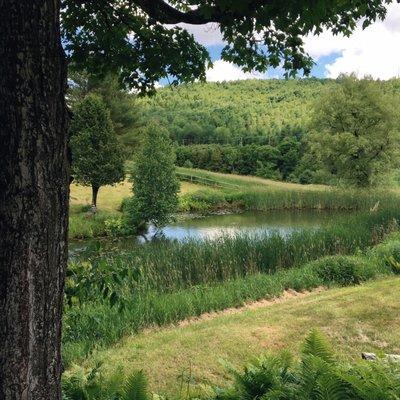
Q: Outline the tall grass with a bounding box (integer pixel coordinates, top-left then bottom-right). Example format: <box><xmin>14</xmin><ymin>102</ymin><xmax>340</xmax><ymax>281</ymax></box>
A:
<box><xmin>178</xmin><ymin>167</ymin><xmax>400</xmax><ymax>213</ymax></box>
<box><xmin>180</xmin><ymin>186</ymin><xmax>400</xmax><ymax>213</ymax></box>
<box><xmin>63</xmin><ymin>210</ymin><xmax>400</xmax><ymax>365</ymax></box>
<box><xmin>71</xmin><ymin>210</ymin><xmax>399</xmax><ymax>293</ymax></box>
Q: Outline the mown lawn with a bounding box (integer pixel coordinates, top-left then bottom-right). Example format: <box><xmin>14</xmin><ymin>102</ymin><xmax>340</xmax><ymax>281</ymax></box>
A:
<box><xmin>73</xmin><ymin>277</ymin><xmax>400</xmax><ymax>396</ymax></box>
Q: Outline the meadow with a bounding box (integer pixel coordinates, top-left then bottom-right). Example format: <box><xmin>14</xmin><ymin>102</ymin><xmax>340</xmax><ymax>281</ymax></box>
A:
<box><xmin>63</xmin><ymin>209</ymin><xmax>400</xmax><ymax>367</ymax></box>
<box><xmin>64</xmin><ymin>276</ymin><xmax>400</xmax><ymax>396</ymax></box>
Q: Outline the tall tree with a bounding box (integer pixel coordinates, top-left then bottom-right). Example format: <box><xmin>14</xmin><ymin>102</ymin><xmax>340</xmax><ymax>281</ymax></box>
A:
<box><xmin>0</xmin><ymin>1</ymin><xmax>394</xmax><ymax>398</ymax></box>
<box><xmin>130</xmin><ymin>124</ymin><xmax>179</xmax><ymax>229</ymax></box>
<box><xmin>70</xmin><ymin>94</ymin><xmax>125</xmax><ymax>209</ymax></box>
<box><xmin>68</xmin><ymin>72</ymin><xmax>142</xmax><ymax>155</ymax></box>
<box><xmin>0</xmin><ymin>2</ymin><xmax>68</xmax><ymax>398</ymax></box>
<box><xmin>311</xmin><ymin>75</ymin><xmax>399</xmax><ymax>187</ymax></box>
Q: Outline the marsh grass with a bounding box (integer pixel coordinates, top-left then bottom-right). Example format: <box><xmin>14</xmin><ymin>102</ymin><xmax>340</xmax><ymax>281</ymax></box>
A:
<box><xmin>63</xmin><ymin>210</ymin><xmax>400</xmax><ymax>365</ymax></box>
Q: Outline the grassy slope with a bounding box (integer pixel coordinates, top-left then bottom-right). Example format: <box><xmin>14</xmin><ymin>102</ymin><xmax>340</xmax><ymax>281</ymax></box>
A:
<box><xmin>70</xmin><ymin>180</ymin><xmax>204</xmax><ymax>213</ymax></box>
<box><xmin>177</xmin><ymin>167</ymin><xmax>328</xmax><ymax>191</ymax></box>
<box><xmin>69</xmin><ymin>169</ymin><xmax>329</xmax><ymax>216</ymax></box>
<box><xmin>75</xmin><ymin>277</ymin><xmax>400</xmax><ymax>395</ymax></box>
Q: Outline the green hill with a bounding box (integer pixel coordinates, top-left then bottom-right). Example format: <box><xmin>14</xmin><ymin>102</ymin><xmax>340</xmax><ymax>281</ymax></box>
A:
<box><xmin>137</xmin><ymin>78</ymin><xmax>335</xmax><ymax>145</ymax></box>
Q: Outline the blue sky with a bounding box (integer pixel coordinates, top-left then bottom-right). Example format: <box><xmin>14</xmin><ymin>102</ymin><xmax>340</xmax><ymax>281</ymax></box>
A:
<box><xmin>170</xmin><ymin>3</ymin><xmax>400</xmax><ymax>82</ymax></box>
<box><xmin>205</xmin><ymin>45</ymin><xmax>341</xmax><ymax>79</ymax></box>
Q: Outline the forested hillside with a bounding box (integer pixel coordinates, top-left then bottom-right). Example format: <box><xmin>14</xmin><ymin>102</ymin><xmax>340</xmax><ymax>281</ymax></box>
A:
<box><xmin>137</xmin><ymin>79</ymin><xmax>335</xmax><ymax>145</ymax></box>
<box><xmin>136</xmin><ymin>78</ymin><xmax>400</xmax><ymax>185</ymax></box>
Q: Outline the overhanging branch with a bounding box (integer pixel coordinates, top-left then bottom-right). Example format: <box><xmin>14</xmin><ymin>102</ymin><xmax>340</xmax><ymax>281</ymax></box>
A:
<box><xmin>131</xmin><ymin>0</ymin><xmax>221</xmax><ymax>24</ymax></box>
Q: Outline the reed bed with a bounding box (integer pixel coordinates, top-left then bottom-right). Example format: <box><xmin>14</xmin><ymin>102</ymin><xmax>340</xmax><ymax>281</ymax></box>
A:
<box><xmin>63</xmin><ymin>209</ymin><xmax>400</xmax><ymax>365</ymax></box>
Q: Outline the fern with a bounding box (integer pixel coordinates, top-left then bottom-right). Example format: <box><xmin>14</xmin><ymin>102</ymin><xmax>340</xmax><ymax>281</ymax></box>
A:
<box><xmin>339</xmin><ymin>361</ymin><xmax>400</xmax><ymax>399</ymax></box>
<box><xmin>313</xmin><ymin>373</ymin><xmax>352</xmax><ymax>400</ymax></box>
<box><xmin>122</xmin><ymin>370</ymin><xmax>149</xmax><ymax>400</ymax></box>
<box><xmin>302</xmin><ymin>330</ymin><xmax>335</xmax><ymax>364</ymax></box>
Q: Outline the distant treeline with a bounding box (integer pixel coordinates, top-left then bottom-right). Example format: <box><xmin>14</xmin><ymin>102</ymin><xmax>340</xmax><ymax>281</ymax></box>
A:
<box><xmin>176</xmin><ymin>128</ymin><xmax>317</xmax><ymax>183</ymax></box>
<box><xmin>137</xmin><ymin>79</ymin><xmax>335</xmax><ymax>146</ymax></box>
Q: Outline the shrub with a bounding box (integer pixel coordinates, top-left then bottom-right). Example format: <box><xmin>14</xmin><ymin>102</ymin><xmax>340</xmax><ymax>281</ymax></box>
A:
<box><xmin>104</xmin><ymin>217</ymin><xmax>131</xmax><ymax>237</ymax></box>
<box><xmin>370</xmin><ymin>236</ymin><xmax>400</xmax><ymax>274</ymax></box>
<box><xmin>62</xmin><ymin>366</ymin><xmax>149</xmax><ymax>400</ymax></box>
<box><xmin>310</xmin><ymin>255</ymin><xmax>375</xmax><ymax>286</ymax></box>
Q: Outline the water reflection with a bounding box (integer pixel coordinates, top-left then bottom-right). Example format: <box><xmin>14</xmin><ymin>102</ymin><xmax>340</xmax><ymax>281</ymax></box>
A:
<box><xmin>69</xmin><ymin>210</ymin><xmax>346</xmax><ymax>260</ymax></box>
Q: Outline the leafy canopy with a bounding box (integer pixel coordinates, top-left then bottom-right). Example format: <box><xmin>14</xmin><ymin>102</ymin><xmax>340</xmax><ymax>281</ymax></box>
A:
<box><xmin>311</xmin><ymin>75</ymin><xmax>400</xmax><ymax>187</ymax></box>
<box><xmin>70</xmin><ymin>94</ymin><xmax>125</xmax><ymax>189</ymax></box>
<box><xmin>130</xmin><ymin>124</ymin><xmax>179</xmax><ymax>228</ymax></box>
<box><xmin>61</xmin><ymin>1</ymin><xmax>393</xmax><ymax>92</ymax></box>
<box><xmin>68</xmin><ymin>72</ymin><xmax>142</xmax><ymax>155</ymax></box>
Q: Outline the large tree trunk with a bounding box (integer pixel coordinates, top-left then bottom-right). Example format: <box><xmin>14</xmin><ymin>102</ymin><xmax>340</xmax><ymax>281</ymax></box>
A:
<box><xmin>0</xmin><ymin>1</ymin><xmax>68</xmax><ymax>399</ymax></box>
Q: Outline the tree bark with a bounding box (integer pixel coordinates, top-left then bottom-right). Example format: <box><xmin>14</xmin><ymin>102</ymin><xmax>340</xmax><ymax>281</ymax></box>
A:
<box><xmin>0</xmin><ymin>1</ymin><xmax>68</xmax><ymax>399</ymax></box>
<box><xmin>92</xmin><ymin>185</ymin><xmax>100</xmax><ymax>209</ymax></box>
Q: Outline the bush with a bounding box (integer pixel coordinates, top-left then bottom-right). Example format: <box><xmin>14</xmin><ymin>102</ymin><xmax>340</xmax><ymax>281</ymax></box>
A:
<box><xmin>310</xmin><ymin>255</ymin><xmax>375</xmax><ymax>286</ymax></box>
<box><xmin>370</xmin><ymin>235</ymin><xmax>400</xmax><ymax>274</ymax></box>
<box><xmin>183</xmin><ymin>159</ymin><xmax>193</xmax><ymax>168</ymax></box>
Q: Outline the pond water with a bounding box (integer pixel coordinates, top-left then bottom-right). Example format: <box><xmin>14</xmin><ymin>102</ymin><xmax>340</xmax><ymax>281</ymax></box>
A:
<box><xmin>69</xmin><ymin>210</ymin><xmax>346</xmax><ymax>260</ymax></box>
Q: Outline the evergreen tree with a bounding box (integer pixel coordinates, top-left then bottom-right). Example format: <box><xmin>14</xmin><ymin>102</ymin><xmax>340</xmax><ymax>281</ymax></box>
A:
<box><xmin>68</xmin><ymin>72</ymin><xmax>141</xmax><ymax>156</ymax></box>
<box><xmin>70</xmin><ymin>94</ymin><xmax>125</xmax><ymax>209</ymax></box>
<box><xmin>130</xmin><ymin>124</ymin><xmax>179</xmax><ymax>229</ymax></box>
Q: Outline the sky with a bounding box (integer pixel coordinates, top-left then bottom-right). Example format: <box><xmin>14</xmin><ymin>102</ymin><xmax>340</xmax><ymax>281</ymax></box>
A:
<box><xmin>173</xmin><ymin>2</ymin><xmax>400</xmax><ymax>82</ymax></box>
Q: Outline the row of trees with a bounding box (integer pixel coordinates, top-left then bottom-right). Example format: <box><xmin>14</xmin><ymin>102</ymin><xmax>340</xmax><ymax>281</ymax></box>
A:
<box><xmin>177</xmin><ymin>76</ymin><xmax>400</xmax><ymax>187</ymax></box>
<box><xmin>70</xmin><ymin>93</ymin><xmax>179</xmax><ymax>228</ymax></box>
<box><xmin>176</xmin><ymin>141</ymin><xmax>308</xmax><ymax>182</ymax></box>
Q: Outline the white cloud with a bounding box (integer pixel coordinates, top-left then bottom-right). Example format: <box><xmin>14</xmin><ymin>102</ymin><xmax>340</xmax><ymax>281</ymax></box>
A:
<box><xmin>169</xmin><ymin>3</ymin><xmax>400</xmax><ymax>80</ymax></box>
<box><xmin>304</xmin><ymin>3</ymin><xmax>400</xmax><ymax>79</ymax></box>
<box><xmin>205</xmin><ymin>60</ymin><xmax>266</xmax><ymax>82</ymax></box>
<box><xmin>169</xmin><ymin>22</ymin><xmax>225</xmax><ymax>46</ymax></box>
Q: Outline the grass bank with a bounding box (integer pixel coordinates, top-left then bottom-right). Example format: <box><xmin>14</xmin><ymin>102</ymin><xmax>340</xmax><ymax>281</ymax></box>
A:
<box><xmin>178</xmin><ymin>168</ymin><xmax>400</xmax><ymax>213</ymax></box>
<box><xmin>62</xmin><ymin>210</ymin><xmax>400</xmax><ymax>366</ymax></box>
<box><xmin>65</xmin><ymin>276</ymin><xmax>400</xmax><ymax>396</ymax></box>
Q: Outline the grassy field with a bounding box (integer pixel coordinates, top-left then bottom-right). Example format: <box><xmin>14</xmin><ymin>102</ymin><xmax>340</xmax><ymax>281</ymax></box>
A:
<box><xmin>69</xmin><ymin>169</ymin><xmax>327</xmax><ymax>214</ymax></box>
<box><xmin>177</xmin><ymin>167</ymin><xmax>328</xmax><ymax>191</ymax></box>
<box><xmin>67</xmin><ymin>277</ymin><xmax>400</xmax><ymax>396</ymax></box>
<box><xmin>70</xmin><ymin>179</ymin><xmax>203</xmax><ymax>213</ymax></box>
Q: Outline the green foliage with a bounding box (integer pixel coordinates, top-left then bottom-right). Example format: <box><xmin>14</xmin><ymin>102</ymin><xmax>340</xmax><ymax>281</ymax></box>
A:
<box><xmin>176</xmin><ymin>144</ymin><xmax>282</xmax><ymax>177</ymax></box>
<box><xmin>62</xmin><ymin>211</ymin><xmax>399</xmax><ymax>364</ymax></box>
<box><xmin>122</xmin><ymin>371</ymin><xmax>149</xmax><ymax>400</ymax></box>
<box><xmin>139</xmin><ymin>80</ymin><xmax>329</xmax><ymax>146</ymax></box>
<box><xmin>177</xmin><ymin>168</ymin><xmax>400</xmax><ymax>214</ymax></box>
<box><xmin>129</xmin><ymin>124</ymin><xmax>179</xmax><ymax>228</ymax></box>
<box><xmin>301</xmin><ymin>329</ymin><xmax>335</xmax><ymax>364</ymax></box>
<box><xmin>215</xmin><ymin>331</ymin><xmax>400</xmax><ymax>400</ymax></box>
<box><xmin>311</xmin><ymin>75</ymin><xmax>400</xmax><ymax>187</ymax></box>
<box><xmin>310</xmin><ymin>256</ymin><xmax>374</xmax><ymax>287</ymax></box>
<box><xmin>68</xmin><ymin>72</ymin><xmax>141</xmax><ymax>156</ymax></box>
<box><xmin>69</xmin><ymin>211</ymin><xmax>123</xmax><ymax>239</ymax></box>
<box><xmin>62</xmin><ymin>367</ymin><xmax>149</xmax><ymax>400</ymax></box>
<box><xmin>70</xmin><ymin>94</ymin><xmax>125</xmax><ymax>204</ymax></box>
<box><xmin>63</xmin><ymin>1</ymin><xmax>392</xmax><ymax>92</ymax></box>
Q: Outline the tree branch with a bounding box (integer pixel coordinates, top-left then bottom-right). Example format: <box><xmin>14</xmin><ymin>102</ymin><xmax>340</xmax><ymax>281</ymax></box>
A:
<box><xmin>131</xmin><ymin>0</ymin><xmax>221</xmax><ymax>24</ymax></box>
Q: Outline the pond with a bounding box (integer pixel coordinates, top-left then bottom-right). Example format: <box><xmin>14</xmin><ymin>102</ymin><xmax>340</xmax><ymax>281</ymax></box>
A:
<box><xmin>69</xmin><ymin>210</ymin><xmax>347</xmax><ymax>260</ymax></box>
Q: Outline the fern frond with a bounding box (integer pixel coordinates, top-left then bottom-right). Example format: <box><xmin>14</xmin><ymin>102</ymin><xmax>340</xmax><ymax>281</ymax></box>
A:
<box><xmin>302</xmin><ymin>330</ymin><xmax>334</xmax><ymax>364</ymax></box>
<box><xmin>314</xmin><ymin>373</ymin><xmax>352</xmax><ymax>400</ymax></box>
<box><xmin>122</xmin><ymin>370</ymin><xmax>149</xmax><ymax>400</ymax></box>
